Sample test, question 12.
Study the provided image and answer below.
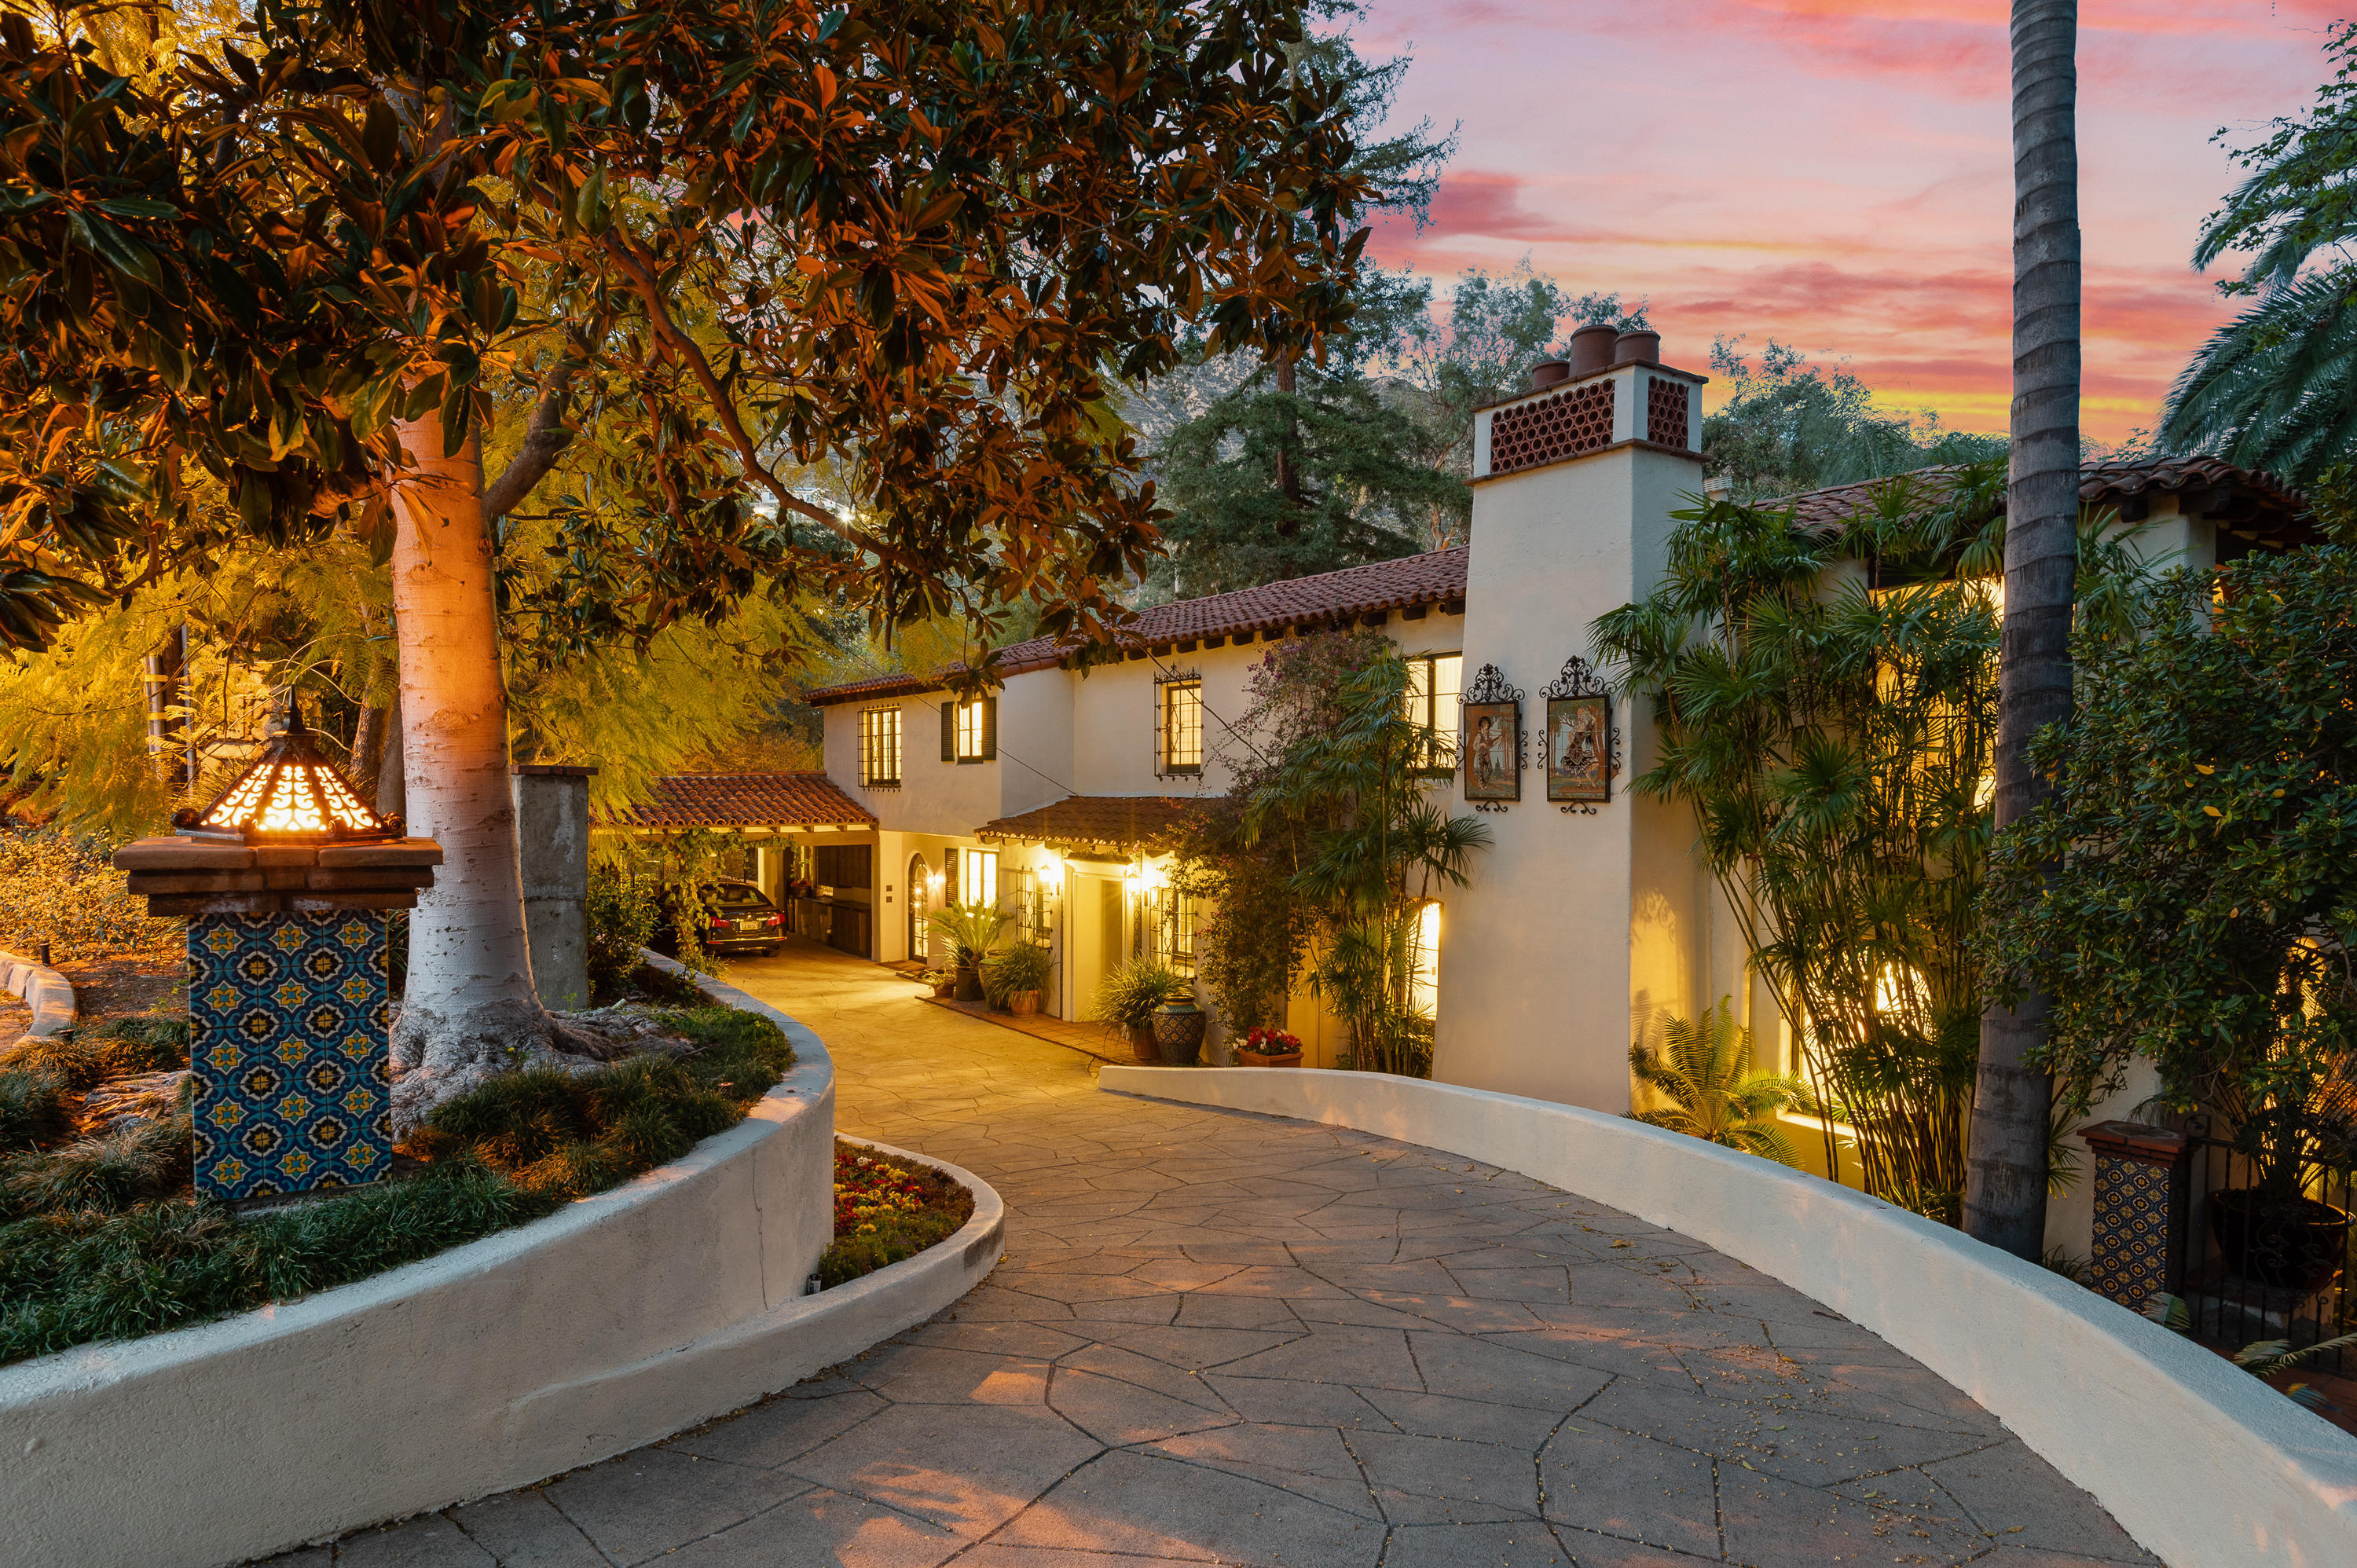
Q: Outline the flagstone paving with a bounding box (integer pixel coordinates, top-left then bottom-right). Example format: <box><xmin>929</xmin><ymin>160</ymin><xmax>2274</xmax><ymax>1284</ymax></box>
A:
<box><xmin>281</xmin><ymin>940</ymin><xmax>2160</xmax><ymax>1567</ymax></box>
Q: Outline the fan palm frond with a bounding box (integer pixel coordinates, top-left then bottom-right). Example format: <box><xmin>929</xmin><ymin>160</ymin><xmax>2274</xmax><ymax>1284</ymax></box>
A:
<box><xmin>1629</xmin><ymin>998</ymin><xmax>1804</xmax><ymax>1164</ymax></box>
<box><xmin>2160</xmin><ymin>269</ymin><xmax>2357</xmax><ymax>488</ymax></box>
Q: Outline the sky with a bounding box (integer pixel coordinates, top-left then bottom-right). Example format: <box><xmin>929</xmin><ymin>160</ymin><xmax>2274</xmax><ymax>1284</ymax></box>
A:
<box><xmin>1351</xmin><ymin>1</ymin><xmax>2344</xmax><ymax>444</ymax></box>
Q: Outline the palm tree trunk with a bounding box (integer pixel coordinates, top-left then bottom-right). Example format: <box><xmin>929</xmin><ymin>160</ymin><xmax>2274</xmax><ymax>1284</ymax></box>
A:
<box><xmin>1964</xmin><ymin>0</ymin><xmax>2075</xmax><ymax>1256</ymax></box>
<box><xmin>383</xmin><ymin>406</ymin><xmax>562</xmax><ymax>1130</ymax></box>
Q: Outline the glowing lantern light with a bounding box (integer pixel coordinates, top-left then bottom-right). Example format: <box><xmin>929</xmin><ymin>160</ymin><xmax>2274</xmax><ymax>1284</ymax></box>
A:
<box><xmin>173</xmin><ymin>704</ymin><xmax>403</xmax><ymax>843</ymax></box>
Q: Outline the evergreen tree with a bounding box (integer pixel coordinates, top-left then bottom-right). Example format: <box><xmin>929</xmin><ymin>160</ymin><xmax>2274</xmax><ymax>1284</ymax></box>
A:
<box><xmin>1702</xmin><ymin>339</ymin><xmax>2003</xmax><ymax>503</ymax></box>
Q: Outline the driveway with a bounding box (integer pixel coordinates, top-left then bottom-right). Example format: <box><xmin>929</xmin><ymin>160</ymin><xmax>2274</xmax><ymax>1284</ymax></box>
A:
<box><xmin>280</xmin><ymin>939</ymin><xmax>2157</xmax><ymax>1567</ymax></box>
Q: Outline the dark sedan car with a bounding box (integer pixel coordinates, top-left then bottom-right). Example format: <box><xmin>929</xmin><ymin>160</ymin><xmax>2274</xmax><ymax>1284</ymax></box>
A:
<box><xmin>677</xmin><ymin>877</ymin><xmax>785</xmax><ymax>957</ymax></box>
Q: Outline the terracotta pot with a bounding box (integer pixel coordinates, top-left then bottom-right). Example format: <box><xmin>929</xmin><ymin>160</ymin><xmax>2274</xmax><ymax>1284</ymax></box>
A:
<box><xmin>1008</xmin><ymin>991</ymin><xmax>1040</xmax><ymax>1018</ymax></box>
<box><xmin>955</xmin><ymin>961</ymin><xmax>984</xmax><ymax>1002</ymax></box>
<box><xmin>1612</xmin><ymin>328</ymin><xmax>1661</xmax><ymax>365</ymax></box>
<box><xmin>2207</xmin><ymin>1189</ymin><xmax>2350</xmax><ymax>1293</ymax></box>
<box><xmin>1126</xmin><ymin>1024</ymin><xmax>1160</xmax><ymax>1064</ymax></box>
<box><xmin>929</xmin><ymin>980</ymin><xmax>955</xmax><ymax>999</ymax></box>
<box><xmin>1237</xmin><ymin>1050</ymin><xmax>1302</xmax><ymax>1069</ymax></box>
<box><xmin>1153</xmin><ymin>1002</ymin><xmax>1206</xmax><ymax>1066</ymax></box>
<box><xmin>1565</xmin><ymin>322</ymin><xmax>1616</xmax><ymax>376</ymax></box>
<box><xmin>1526</xmin><ymin>357</ymin><xmax>1570</xmax><ymax>391</ymax></box>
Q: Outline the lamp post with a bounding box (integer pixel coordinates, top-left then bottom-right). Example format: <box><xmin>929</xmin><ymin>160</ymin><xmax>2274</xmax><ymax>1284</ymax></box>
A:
<box><xmin>114</xmin><ymin>706</ymin><xmax>441</xmax><ymax>1201</ymax></box>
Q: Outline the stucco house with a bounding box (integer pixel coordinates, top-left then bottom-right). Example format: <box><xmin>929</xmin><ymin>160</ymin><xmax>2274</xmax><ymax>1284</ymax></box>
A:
<box><xmin>799</xmin><ymin>332</ymin><xmax>2310</xmax><ymax>1108</ymax></box>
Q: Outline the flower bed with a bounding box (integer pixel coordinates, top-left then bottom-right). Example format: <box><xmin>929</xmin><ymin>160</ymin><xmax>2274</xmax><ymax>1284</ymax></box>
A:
<box><xmin>0</xmin><ymin>1004</ymin><xmax>793</xmax><ymax>1366</ymax></box>
<box><xmin>818</xmin><ymin>1139</ymin><xmax>972</xmax><ymax>1288</ymax></box>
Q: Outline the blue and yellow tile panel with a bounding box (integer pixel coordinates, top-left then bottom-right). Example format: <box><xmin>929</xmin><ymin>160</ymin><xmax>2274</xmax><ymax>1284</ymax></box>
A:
<box><xmin>189</xmin><ymin>911</ymin><xmax>392</xmax><ymax>1200</ymax></box>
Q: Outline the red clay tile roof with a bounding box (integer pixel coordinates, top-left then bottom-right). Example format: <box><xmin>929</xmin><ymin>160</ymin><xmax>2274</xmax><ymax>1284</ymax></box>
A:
<box><xmin>1782</xmin><ymin>456</ymin><xmax>2313</xmax><ymax>542</ymax></box>
<box><xmin>805</xmin><ymin>549</ymin><xmax>1468</xmax><ymax>705</ymax></box>
<box><xmin>601</xmin><ymin>772</ymin><xmax>877</xmax><ymax>830</ymax></box>
<box><xmin>976</xmin><ymin>796</ymin><xmax>1197</xmax><ymax>850</ymax></box>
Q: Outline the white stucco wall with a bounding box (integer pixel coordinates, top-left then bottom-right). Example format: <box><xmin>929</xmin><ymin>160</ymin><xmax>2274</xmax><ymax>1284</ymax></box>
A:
<box><xmin>1101</xmin><ymin>1064</ymin><xmax>2357</xmax><ymax>1568</ymax></box>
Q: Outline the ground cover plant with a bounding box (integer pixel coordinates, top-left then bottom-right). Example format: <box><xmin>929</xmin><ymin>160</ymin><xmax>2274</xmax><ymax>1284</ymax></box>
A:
<box><xmin>0</xmin><ymin>829</ymin><xmax>175</xmax><ymax>962</ymax></box>
<box><xmin>0</xmin><ymin>1007</ymin><xmax>791</xmax><ymax>1365</ymax></box>
<box><xmin>818</xmin><ymin>1141</ymin><xmax>973</xmax><ymax>1289</ymax></box>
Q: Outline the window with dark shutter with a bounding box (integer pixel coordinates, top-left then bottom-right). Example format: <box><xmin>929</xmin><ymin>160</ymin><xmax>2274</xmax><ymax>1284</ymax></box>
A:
<box><xmin>981</xmin><ymin>697</ymin><xmax>997</xmax><ymax>760</ymax></box>
<box><xmin>940</xmin><ymin>700</ymin><xmax>955</xmax><ymax>762</ymax></box>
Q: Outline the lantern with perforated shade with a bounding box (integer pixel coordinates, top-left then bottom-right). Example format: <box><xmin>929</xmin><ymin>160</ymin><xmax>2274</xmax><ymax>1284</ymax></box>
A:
<box><xmin>115</xmin><ymin>708</ymin><xmax>440</xmax><ymax>1201</ymax></box>
<box><xmin>170</xmin><ymin>705</ymin><xmax>405</xmax><ymax>843</ymax></box>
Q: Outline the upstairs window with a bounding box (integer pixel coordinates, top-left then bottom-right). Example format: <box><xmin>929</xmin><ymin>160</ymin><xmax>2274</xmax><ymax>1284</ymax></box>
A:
<box><xmin>940</xmin><ymin>695</ymin><xmax>996</xmax><ymax>763</ymax></box>
<box><xmin>1157</xmin><ymin>675</ymin><xmax>1203</xmax><ymax>775</ymax></box>
<box><xmin>860</xmin><ymin>706</ymin><xmax>902</xmax><ymax>787</ymax></box>
<box><xmin>1404</xmin><ymin>653</ymin><xmax>1463</xmax><ymax>773</ymax></box>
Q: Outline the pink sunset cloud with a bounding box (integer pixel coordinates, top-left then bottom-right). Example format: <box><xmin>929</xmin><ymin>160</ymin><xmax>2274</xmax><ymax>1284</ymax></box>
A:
<box><xmin>1355</xmin><ymin>0</ymin><xmax>2337</xmax><ymax>443</ymax></box>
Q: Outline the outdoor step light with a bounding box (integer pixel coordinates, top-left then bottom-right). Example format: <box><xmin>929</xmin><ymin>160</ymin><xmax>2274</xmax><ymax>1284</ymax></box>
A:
<box><xmin>113</xmin><ymin>707</ymin><xmax>442</xmax><ymax>1203</ymax></box>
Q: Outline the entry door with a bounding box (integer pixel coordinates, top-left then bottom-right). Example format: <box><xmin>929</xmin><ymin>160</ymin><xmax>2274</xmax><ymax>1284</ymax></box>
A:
<box><xmin>1068</xmin><ymin>872</ymin><xmax>1124</xmax><ymax>1020</ymax></box>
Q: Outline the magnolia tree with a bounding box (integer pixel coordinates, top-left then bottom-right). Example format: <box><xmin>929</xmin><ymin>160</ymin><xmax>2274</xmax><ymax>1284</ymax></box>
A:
<box><xmin>0</xmin><ymin>0</ymin><xmax>1375</xmax><ymax>1123</ymax></box>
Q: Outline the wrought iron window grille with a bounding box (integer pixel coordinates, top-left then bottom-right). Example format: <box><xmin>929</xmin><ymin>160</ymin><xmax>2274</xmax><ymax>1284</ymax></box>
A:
<box><xmin>1154</xmin><ymin>668</ymin><xmax>1204</xmax><ymax>777</ymax></box>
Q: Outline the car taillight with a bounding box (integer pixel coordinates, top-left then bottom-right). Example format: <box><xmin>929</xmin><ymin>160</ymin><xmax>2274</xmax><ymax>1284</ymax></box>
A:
<box><xmin>764</xmin><ymin>913</ymin><xmax>783</xmax><ymax>927</ymax></box>
<box><xmin>707</xmin><ymin>920</ymin><xmax>731</xmax><ymax>933</ymax></box>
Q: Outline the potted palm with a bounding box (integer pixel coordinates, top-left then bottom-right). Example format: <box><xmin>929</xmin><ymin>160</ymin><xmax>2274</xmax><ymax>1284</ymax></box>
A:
<box><xmin>1094</xmin><ymin>960</ymin><xmax>1190</xmax><ymax>1064</ymax></box>
<box><xmin>926</xmin><ymin>902</ymin><xmax>1011</xmax><ymax>1002</ymax></box>
<box><xmin>1236</xmin><ymin>1026</ymin><xmax>1303</xmax><ymax>1068</ymax></box>
<box><xmin>983</xmin><ymin>941</ymin><xmax>1054</xmax><ymax>1017</ymax></box>
<box><xmin>917</xmin><ymin>966</ymin><xmax>956</xmax><ymax>999</ymax></box>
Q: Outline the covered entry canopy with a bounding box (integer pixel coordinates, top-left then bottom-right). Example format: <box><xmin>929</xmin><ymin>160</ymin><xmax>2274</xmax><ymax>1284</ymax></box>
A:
<box><xmin>975</xmin><ymin>795</ymin><xmax>1193</xmax><ymax>855</ymax></box>
<box><xmin>600</xmin><ymin>771</ymin><xmax>878</xmax><ymax>833</ymax></box>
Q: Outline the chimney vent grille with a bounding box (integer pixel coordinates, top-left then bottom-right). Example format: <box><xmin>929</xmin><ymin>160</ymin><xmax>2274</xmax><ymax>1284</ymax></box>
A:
<box><xmin>1647</xmin><ymin>377</ymin><xmax>1692</xmax><ymax>449</ymax></box>
<box><xmin>1490</xmin><ymin>379</ymin><xmax>1615</xmax><ymax>476</ymax></box>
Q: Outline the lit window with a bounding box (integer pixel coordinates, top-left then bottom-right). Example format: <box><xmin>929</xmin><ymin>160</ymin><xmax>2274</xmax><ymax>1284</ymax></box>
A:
<box><xmin>955</xmin><ymin>697</ymin><xmax>988</xmax><ymax>760</ymax></box>
<box><xmin>1160</xmin><ymin>678</ymin><xmax>1203</xmax><ymax>775</ymax></box>
<box><xmin>958</xmin><ymin>847</ymin><xmax>998</xmax><ymax>907</ymax></box>
<box><xmin>1404</xmin><ymin>654</ymin><xmax>1462</xmax><ymax>772</ymax></box>
<box><xmin>860</xmin><ymin>706</ymin><xmax>901</xmax><ymax>786</ymax></box>
<box><xmin>1154</xmin><ymin>885</ymin><xmax>1202</xmax><ymax>976</ymax></box>
<box><xmin>1409</xmin><ymin>899</ymin><xmax>1442</xmax><ymax>1018</ymax></box>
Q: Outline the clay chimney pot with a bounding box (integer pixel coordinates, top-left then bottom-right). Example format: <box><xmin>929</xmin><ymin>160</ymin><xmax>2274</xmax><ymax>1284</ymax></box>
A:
<box><xmin>1565</xmin><ymin>323</ymin><xmax>1616</xmax><ymax>376</ymax></box>
<box><xmin>1527</xmin><ymin>358</ymin><xmax>1571</xmax><ymax>391</ymax></box>
<box><xmin>1612</xmin><ymin>329</ymin><xmax>1662</xmax><ymax>366</ymax></box>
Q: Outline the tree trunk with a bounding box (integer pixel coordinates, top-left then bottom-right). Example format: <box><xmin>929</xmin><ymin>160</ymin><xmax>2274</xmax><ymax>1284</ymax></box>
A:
<box><xmin>1965</xmin><ymin>0</ymin><xmax>2076</xmax><ymax>1258</ymax></box>
<box><xmin>141</xmin><ymin>625</ymin><xmax>188</xmax><ymax>789</ymax></box>
<box><xmin>348</xmin><ymin>701</ymin><xmax>386</xmax><ymax>801</ymax></box>
<box><xmin>1272</xmin><ymin>353</ymin><xmax>1305</xmax><ymax>529</ymax></box>
<box><xmin>383</xmin><ymin>407</ymin><xmax>563</xmax><ymax>1130</ymax></box>
<box><xmin>376</xmin><ymin>685</ymin><xmax>406</xmax><ymax>823</ymax></box>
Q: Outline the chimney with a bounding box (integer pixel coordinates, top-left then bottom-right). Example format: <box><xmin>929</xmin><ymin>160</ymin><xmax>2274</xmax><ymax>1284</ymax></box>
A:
<box><xmin>1527</xmin><ymin>358</ymin><xmax>1571</xmax><ymax>392</ymax></box>
<box><xmin>1565</xmin><ymin>323</ymin><xmax>1615</xmax><ymax>376</ymax></box>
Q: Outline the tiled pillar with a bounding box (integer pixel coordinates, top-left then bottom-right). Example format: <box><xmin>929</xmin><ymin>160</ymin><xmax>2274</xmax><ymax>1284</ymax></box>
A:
<box><xmin>2079</xmin><ymin>1120</ymin><xmax>2192</xmax><ymax>1310</ymax></box>
<box><xmin>189</xmin><ymin>912</ymin><xmax>391</xmax><ymax>1198</ymax></box>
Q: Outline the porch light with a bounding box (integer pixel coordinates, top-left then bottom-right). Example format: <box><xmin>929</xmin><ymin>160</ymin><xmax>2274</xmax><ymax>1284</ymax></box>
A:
<box><xmin>1038</xmin><ymin>859</ymin><xmax>1064</xmax><ymax>894</ymax></box>
<box><xmin>172</xmin><ymin>704</ymin><xmax>403</xmax><ymax>843</ymax></box>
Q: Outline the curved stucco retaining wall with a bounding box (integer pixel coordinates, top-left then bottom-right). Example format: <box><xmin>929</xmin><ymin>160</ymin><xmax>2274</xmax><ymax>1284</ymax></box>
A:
<box><xmin>0</xmin><ymin>969</ymin><xmax>1004</xmax><ymax>1568</ymax></box>
<box><xmin>1101</xmin><ymin>1064</ymin><xmax>2357</xmax><ymax>1568</ymax></box>
<box><xmin>0</xmin><ymin>946</ymin><xmax>75</xmax><ymax>1036</ymax></box>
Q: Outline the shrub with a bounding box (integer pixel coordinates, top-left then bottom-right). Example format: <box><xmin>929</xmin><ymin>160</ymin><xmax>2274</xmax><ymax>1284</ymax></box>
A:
<box><xmin>409</xmin><ymin>1006</ymin><xmax>796</xmax><ymax>1200</ymax></box>
<box><xmin>0</xmin><ymin>827</ymin><xmax>176</xmax><ymax>961</ymax></box>
<box><xmin>0</xmin><ymin>1067</ymin><xmax>72</xmax><ymax>1155</ymax></box>
<box><xmin>816</xmin><ymin>1141</ymin><xmax>973</xmax><ymax>1288</ymax></box>
<box><xmin>1982</xmin><ymin>545</ymin><xmax>2357</xmax><ymax>1184</ymax></box>
<box><xmin>586</xmin><ymin>866</ymin><xmax>660</xmax><ymax>1002</ymax></box>
<box><xmin>926</xmin><ymin>901</ymin><xmax>1010</xmax><ymax>969</ymax></box>
<box><xmin>0</xmin><ymin>1159</ymin><xmax>557</xmax><ymax>1366</ymax></box>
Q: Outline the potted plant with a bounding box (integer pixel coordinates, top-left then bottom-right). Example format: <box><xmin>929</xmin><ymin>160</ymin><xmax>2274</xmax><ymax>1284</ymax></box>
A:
<box><xmin>1094</xmin><ymin>960</ymin><xmax>1190</xmax><ymax>1064</ymax></box>
<box><xmin>2182</xmin><ymin>1025</ymin><xmax>2357</xmax><ymax>1294</ymax></box>
<box><xmin>1236</xmin><ymin>1026</ymin><xmax>1303</xmax><ymax>1068</ymax></box>
<box><xmin>983</xmin><ymin>941</ymin><xmax>1054</xmax><ymax>1017</ymax></box>
<box><xmin>926</xmin><ymin>902</ymin><xmax>1011</xmax><ymax>1002</ymax></box>
<box><xmin>917</xmin><ymin>966</ymin><xmax>957</xmax><ymax>1000</ymax></box>
<box><xmin>1153</xmin><ymin>996</ymin><xmax>1208</xmax><ymax>1065</ymax></box>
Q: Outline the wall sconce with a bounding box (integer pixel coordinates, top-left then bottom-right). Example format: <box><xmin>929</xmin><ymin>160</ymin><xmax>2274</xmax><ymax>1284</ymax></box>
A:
<box><xmin>1038</xmin><ymin>859</ymin><xmax>1064</xmax><ymax>894</ymax></box>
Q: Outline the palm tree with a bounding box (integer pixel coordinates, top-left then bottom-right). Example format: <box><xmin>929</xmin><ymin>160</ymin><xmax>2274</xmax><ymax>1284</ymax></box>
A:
<box><xmin>1963</xmin><ymin>0</ymin><xmax>2075</xmax><ymax>1257</ymax></box>
<box><xmin>1629</xmin><ymin>1001</ymin><xmax>1804</xmax><ymax>1164</ymax></box>
<box><xmin>2161</xmin><ymin>270</ymin><xmax>2357</xmax><ymax>487</ymax></box>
